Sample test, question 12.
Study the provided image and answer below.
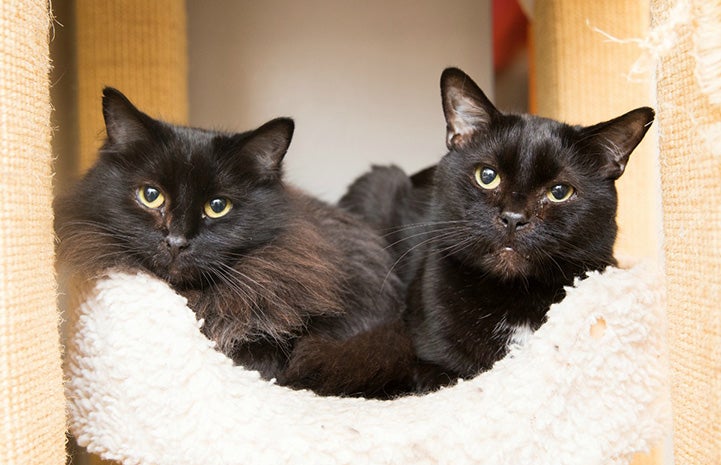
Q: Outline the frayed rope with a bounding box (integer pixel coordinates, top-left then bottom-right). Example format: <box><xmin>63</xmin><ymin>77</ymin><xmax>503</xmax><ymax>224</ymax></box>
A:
<box><xmin>585</xmin><ymin>0</ymin><xmax>692</xmax><ymax>81</ymax></box>
<box><xmin>588</xmin><ymin>0</ymin><xmax>721</xmax><ymax>157</ymax></box>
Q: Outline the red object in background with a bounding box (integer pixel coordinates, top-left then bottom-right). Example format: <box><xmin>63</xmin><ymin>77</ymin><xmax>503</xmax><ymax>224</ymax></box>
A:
<box><xmin>493</xmin><ymin>0</ymin><xmax>529</xmax><ymax>73</ymax></box>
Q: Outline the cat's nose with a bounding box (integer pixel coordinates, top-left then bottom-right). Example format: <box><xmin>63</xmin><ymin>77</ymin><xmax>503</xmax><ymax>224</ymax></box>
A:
<box><xmin>165</xmin><ymin>234</ymin><xmax>189</xmax><ymax>253</ymax></box>
<box><xmin>500</xmin><ymin>211</ymin><xmax>529</xmax><ymax>231</ymax></box>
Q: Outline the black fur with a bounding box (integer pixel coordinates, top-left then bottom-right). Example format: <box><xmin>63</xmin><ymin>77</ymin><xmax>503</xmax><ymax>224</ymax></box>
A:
<box><xmin>55</xmin><ymin>88</ymin><xmax>414</xmax><ymax>398</ymax></box>
<box><xmin>340</xmin><ymin>68</ymin><xmax>654</xmax><ymax>390</ymax></box>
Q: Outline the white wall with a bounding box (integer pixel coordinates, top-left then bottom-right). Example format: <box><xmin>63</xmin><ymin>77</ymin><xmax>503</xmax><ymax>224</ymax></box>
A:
<box><xmin>187</xmin><ymin>0</ymin><xmax>492</xmax><ymax>202</ymax></box>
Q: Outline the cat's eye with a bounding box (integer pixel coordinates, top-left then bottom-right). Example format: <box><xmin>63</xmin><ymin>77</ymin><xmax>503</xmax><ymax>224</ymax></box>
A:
<box><xmin>204</xmin><ymin>197</ymin><xmax>233</xmax><ymax>219</ymax></box>
<box><xmin>137</xmin><ymin>186</ymin><xmax>165</xmax><ymax>209</ymax></box>
<box><xmin>547</xmin><ymin>184</ymin><xmax>575</xmax><ymax>203</ymax></box>
<box><xmin>474</xmin><ymin>166</ymin><xmax>501</xmax><ymax>189</ymax></box>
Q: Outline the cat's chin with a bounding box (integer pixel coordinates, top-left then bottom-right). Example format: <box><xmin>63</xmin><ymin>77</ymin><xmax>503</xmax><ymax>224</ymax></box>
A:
<box><xmin>481</xmin><ymin>247</ymin><xmax>535</xmax><ymax>281</ymax></box>
<box><xmin>149</xmin><ymin>263</ymin><xmax>202</xmax><ymax>289</ymax></box>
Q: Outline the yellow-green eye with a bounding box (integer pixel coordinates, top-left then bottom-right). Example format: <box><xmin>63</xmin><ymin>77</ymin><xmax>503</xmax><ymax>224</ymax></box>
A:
<box><xmin>137</xmin><ymin>186</ymin><xmax>165</xmax><ymax>209</ymax></box>
<box><xmin>474</xmin><ymin>166</ymin><xmax>501</xmax><ymax>189</ymax></box>
<box><xmin>547</xmin><ymin>184</ymin><xmax>575</xmax><ymax>203</ymax></box>
<box><xmin>204</xmin><ymin>197</ymin><xmax>232</xmax><ymax>219</ymax></box>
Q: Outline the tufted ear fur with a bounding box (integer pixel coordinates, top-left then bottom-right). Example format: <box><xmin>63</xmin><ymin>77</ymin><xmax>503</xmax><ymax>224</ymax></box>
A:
<box><xmin>582</xmin><ymin>107</ymin><xmax>655</xmax><ymax>180</ymax></box>
<box><xmin>441</xmin><ymin>67</ymin><xmax>500</xmax><ymax>151</ymax></box>
<box><xmin>102</xmin><ymin>87</ymin><xmax>158</xmax><ymax>145</ymax></box>
<box><xmin>236</xmin><ymin>117</ymin><xmax>295</xmax><ymax>176</ymax></box>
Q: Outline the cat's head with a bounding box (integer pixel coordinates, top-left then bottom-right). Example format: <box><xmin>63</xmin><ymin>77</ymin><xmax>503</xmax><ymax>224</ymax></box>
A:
<box><xmin>55</xmin><ymin>87</ymin><xmax>295</xmax><ymax>288</ymax></box>
<box><xmin>432</xmin><ymin>67</ymin><xmax>654</xmax><ymax>282</ymax></box>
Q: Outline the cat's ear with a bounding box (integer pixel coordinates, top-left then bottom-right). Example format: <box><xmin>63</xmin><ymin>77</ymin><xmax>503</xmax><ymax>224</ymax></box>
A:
<box><xmin>102</xmin><ymin>87</ymin><xmax>157</xmax><ymax>145</ymax></box>
<box><xmin>441</xmin><ymin>67</ymin><xmax>499</xmax><ymax>150</ymax></box>
<box><xmin>583</xmin><ymin>107</ymin><xmax>655</xmax><ymax>180</ymax></box>
<box><xmin>241</xmin><ymin>117</ymin><xmax>295</xmax><ymax>174</ymax></box>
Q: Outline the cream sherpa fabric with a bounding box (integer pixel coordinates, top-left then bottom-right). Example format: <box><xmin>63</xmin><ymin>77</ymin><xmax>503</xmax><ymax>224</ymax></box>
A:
<box><xmin>65</xmin><ymin>264</ymin><xmax>668</xmax><ymax>465</ymax></box>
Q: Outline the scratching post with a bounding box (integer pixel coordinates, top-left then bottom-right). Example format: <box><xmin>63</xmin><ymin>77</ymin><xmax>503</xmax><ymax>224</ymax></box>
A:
<box><xmin>653</xmin><ymin>1</ymin><xmax>721</xmax><ymax>463</ymax></box>
<box><xmin>0</xmin><ymin>1</ymin><xmax>65</xmax><ymax>464</ymax></box>
<box><xmin>531</xmin><ymin>0</ymin><xmax>659</xmax><ymax>261</ymax></box>
<box><xmin>75</xmin><ymin>0</ymin><xmax>189</xmax><ymax>171</ymax></box>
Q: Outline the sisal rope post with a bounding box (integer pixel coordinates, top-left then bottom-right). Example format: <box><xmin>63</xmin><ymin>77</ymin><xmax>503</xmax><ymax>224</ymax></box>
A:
<box><xmin>652</xmin><ymin>1</ymin><xmax>721</xmax><ymax>463</ymax></box>
<box><xmin>0</xmin><ymin>0</ymin><xmax>66</xmax><ymax>463</ymax></box>
<box><xmin>531</xmin><ymin>0</ymin><xmax>660</xmax><ymax>262</ymax></box>
<box><xmin>75</xmin><ymin>0</ymin><xmax>189</xmax><ymax>172</ymax></box>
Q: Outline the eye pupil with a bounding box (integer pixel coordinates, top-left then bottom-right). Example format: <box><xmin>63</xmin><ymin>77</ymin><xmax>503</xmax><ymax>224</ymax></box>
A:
<box><xmin>209</xmin><ymin>198</ymin><xmax>226</xmax><ymax>213</ymax></box>
<box><xmin>551</xmin><ymin>185</ymin><xmax>569</xmax><ymax>199</ymax></box>
<box><xmin>481</xmin><ymin>168</ymin><xmax>497</xmax><ymax>185</ymax></box>
<box><xmin>137</xmin><ymin>185</ymin><xmax>165</xmax><ymax>209</ymax></box>
<box><xmin>204</xmin><ymin>197</ymin><xmax>232</xmax><ymax>218</ymax></box>
<box><xmin>547</xmin><ymin>184</ymin><xmax>575</xmax><ymax>203</ymax></box>
<box><xmin>475</xmin><ymin>166</ymin><xmax>501</xmax><ymax>190</ymax></box>
<box><xmin>144</xmin><ymin>187</ymin><xmax>159</xmax><ymax>203</ymax></box>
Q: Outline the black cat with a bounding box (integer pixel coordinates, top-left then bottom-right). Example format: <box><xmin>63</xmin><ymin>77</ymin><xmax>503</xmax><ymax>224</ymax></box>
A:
<box><xmin>340</xmin><ymin>67</ymin><xmax>654</xmax><ymax>390</ymax></box>
<box><xmin>55</xmin><ymin>88</ymin><xmax>415</xmax><ymax>398</ymax></box>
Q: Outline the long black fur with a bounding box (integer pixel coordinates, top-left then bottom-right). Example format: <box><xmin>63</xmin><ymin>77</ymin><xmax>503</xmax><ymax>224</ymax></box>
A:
<box><xmin>55</xmin><ymin>88</ymin><xmax>415</xmax><ymax>398</ymax></box>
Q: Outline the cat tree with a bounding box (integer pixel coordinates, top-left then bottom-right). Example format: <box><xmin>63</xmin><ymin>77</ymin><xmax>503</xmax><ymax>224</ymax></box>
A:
<box><xmin>1</xmin><ymin>1</ymin><xmax>719</xmax><ymax>464</ymax></box>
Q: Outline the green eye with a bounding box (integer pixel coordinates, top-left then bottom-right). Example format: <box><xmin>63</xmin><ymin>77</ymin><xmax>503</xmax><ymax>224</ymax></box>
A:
<box><xmin>474</xmin><ymin>166</ymin><xmax>501</xmax><ymax>189</ymax></box>
<box><xmin>547</xmin><ymin>184</ymin><xmax>575</xmax><ymax>203</ymax></box>
<box><xmin>204</xmin><ymin>197</ymin><xmax>232</xmax><ymax>219</ymax></box>
<box><xmin>137</xmin><ymin>186</ymin><xmax>165</xmax><ymax>209</ymax></box>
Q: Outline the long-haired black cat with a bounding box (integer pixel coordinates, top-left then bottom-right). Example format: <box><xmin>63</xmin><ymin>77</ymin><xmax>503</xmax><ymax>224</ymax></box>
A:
<box><xmin>55</xmin><ymin>88</ymin><xmax>415</xmax><ymax>398</ymax></box>
<box><xmin>340</xmin><ymin>67</ymin><xmax>654</xmax><ymax>390</ymax></box>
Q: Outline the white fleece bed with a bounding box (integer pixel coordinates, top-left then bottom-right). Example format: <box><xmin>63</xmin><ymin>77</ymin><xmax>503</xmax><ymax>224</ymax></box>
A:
<box><xmin>64</xmin><ymin>263</ymin><xmax>669</xmax><ymax>465</ymax></box>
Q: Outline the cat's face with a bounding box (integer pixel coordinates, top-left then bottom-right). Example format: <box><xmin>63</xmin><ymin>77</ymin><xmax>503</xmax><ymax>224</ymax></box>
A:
<box><xmin>431</xmin><ymin>68</ymin><xmax>654</xmax><ymax>282</ymax></box>
<box><xmin>56</xmin><ymin>88</ymin><xmax>295</xmax><ymax>288</ymax></box>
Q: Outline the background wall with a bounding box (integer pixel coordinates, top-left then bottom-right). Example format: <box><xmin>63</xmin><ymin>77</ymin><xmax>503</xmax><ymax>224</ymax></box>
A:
<box><xmin>187</xmin><ymin>0</ymin><xmax>493</xmax><ymax>202</ymax></box>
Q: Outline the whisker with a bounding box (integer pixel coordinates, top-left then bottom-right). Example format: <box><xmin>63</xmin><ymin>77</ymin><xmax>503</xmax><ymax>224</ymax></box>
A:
<box><xmin>379</xmin><ymin>228</ymin><xmax>464</xmax><ymax>293</ymax></box>
<box><xmin>383</xmin><ymin>224</ymin><xmax>471</xmax><ymax>250</ymax></box>
<box><xmin>379</xmin><ymin>219</ymin><xmax>470</xmax><ymax>237</ymax></box>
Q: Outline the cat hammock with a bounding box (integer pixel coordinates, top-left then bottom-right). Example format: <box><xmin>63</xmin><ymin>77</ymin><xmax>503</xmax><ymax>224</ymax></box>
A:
<box><xmin>65</xmin><ymin>263</ymin><xmax>668</xmax><ymax>465</ymax></box>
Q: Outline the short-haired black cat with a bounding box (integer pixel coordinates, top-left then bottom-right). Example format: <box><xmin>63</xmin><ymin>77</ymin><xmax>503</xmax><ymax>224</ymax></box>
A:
<box><xmin>55</xmin><ymin>88</ymin><xmax>415</xmax><ymax>398</ymax></box>
<box><xmin>340</xmin><ymin>67</ymin><xmax>654</xmax><ymax>390</ymax></box>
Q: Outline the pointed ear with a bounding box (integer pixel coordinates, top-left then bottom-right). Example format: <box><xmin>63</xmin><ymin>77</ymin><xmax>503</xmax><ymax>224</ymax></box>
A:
<box><xmin>240</xmin><ymin>117</ymin><xmax>295</xmax><ymax>174</ymax></box>
<box><xmin>441</xmin><ymin>67</ymin><xmax>499</xmax><ymax>150</ymax></box>
<box><xmin>583</xmin><ymin>107</ymin><xmax>655</xmax><ymax>180</ymax></box>
<box><xmin>102</xmin><ymin>87</ymin><xmax>156</xmax><ymax>145</ymax></box>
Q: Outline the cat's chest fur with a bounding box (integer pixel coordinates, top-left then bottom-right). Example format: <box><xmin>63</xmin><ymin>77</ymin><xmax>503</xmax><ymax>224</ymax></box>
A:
<box><xmin>407</xmin><ymin>250</ymin><xmax>565</xmax><ymax>378</ymax></box>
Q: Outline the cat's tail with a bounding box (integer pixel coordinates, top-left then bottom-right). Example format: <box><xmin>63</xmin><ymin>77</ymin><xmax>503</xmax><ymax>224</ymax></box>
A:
<box><xmin>340</xmin><ymin>164</ymin><xmax>434</xmax><ymax>239</ymax></box>
<box><xmin>339</xmin><ymin>165</ymin><xmax>413</xmax><ymax>233</ymax></box>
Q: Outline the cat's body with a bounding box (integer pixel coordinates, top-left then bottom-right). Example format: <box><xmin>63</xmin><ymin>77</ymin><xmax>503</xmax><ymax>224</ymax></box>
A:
<box><xmin>56</xmin><ymin>88</ymin><xmax>414</xmax><ymax>398</ymax></box>
<box><xmin>340</xmin><ymin>165</ymin><xmax>434</xmax><ymax>286</ymax></box>
<box><xmin>340</xmin><ymin>68</ymin><xmax>654</xmax><ymax>390</ymax></box>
